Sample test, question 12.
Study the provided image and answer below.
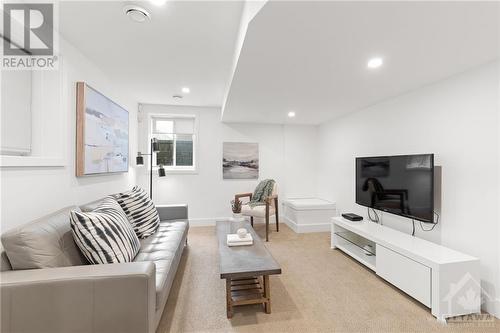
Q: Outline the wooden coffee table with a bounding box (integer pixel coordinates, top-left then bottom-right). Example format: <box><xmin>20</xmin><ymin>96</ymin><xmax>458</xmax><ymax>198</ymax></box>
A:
<box><xmin>217</xmin><ymin>220</ymin><xmax>282</xmax><ymax>318</ymax></box>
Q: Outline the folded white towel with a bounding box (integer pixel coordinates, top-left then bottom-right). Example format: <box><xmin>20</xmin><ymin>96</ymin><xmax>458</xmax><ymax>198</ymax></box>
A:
<box><xmin>227</xmin><ymin>233</ymin><xmax>253</xmax><ymax>244</ymax></box>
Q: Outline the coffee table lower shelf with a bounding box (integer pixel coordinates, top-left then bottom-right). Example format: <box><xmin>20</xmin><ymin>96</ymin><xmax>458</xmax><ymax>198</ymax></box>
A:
<box><xmin>225</xmin><ymin>275</ymin><xmax>271</xmax><ymax>318</ymax></box>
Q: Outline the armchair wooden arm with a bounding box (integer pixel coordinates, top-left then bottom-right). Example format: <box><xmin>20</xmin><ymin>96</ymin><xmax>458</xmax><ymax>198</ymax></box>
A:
<box><xmin>264</xmin><ymin>194</ymin><xmax>279</xmax><ymax>241</ymax></box>
<box><xmin>235</xmin><ymin>192</ymin><xmax>253</xmax><ymax>201</ymax></box>
<box><xmin>265</xmin><ymin>194</ymin><xmax>278</xmax><ymax>205</ymax></box>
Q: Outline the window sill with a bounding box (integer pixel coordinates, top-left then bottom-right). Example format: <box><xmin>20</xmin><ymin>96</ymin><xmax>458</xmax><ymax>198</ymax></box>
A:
<box><xmin>164</xmin><ymin>168</ymin><xmax>198</xmax><ymax>175</ymax></box>
<box><xmin>142</xmin><ymin>167</ymin><xmax>198</xmax><ymax>175</ymax></box>
<box><xmin>0</xmin><ymin>155</ymin><xmax>66</xmax><ymax>167</ymax></box>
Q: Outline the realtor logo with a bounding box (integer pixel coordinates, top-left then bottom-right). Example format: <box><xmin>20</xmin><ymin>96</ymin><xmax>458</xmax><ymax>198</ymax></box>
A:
<box><xmin>2</xmin><ymin>2</ymin><xmax>58</xmax><ymax>69</ymax></box>
<box><xmin>3</xmin><ymin>3</ymin><xmax>53</xmax><ymax>55</ymax></box>
<box><xmin>442</xmin><ymin>273</ymin><xmax>495</xmax><ymax>327</ymax></box>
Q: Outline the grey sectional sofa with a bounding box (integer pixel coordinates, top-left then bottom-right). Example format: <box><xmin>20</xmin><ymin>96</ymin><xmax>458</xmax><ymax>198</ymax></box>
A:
<box><xmin>0</xmin><ymin>199</ymin><xmax>189</xmax><ymax>333</ymax></box>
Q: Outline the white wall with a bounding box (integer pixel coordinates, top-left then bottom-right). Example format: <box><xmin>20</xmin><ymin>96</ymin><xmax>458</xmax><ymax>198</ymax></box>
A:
<box><xmin>137</xmin><ymin>104</ymin><xmax>317</xmax><ymax>224</ymax></box>
<box><xmin>497</xmin><ymin>62</ymin><xmax>500</xmax><ymax>317</ymax></box>
<box><xmin>0</xmin><ymin>39</ymin><xmax>138</xmax><ymax>231</ymax></box>
<box><xmin>316</xmin><ymin>61</ymin><xmax>499</xmax><ymax>315</ymax></box>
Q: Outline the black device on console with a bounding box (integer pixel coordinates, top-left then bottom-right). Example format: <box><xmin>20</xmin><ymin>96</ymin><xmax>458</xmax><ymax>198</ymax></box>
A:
<box><xmin>342</xmin><ymin>213</ymin><xmax>363</xmax><ymax>221</ymax></box>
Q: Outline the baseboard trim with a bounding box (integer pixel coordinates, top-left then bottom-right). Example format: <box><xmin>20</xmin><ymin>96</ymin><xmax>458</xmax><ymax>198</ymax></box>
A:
<box><xmin>189</xmin><ymin>217</ymin><xmax>329</xmax><ymax>233</ymax></box>
<box><xmin>188</xmin><ymin>217</ymin><xmax>287</xmax><ymax>227</ymax></box>
<box><xmin>283</xmin><ymin>216</ymin><xmax>330</xmax><ymax>233</ymax></box>
<box><xmin>283</xmin><ymin>216</ymin><xmax>299</xmax><ymax>233</ymax></box>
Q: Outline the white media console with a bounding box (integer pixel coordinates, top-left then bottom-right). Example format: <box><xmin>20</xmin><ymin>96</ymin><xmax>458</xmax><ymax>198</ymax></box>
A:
<box><xmin>331</xmin><ymin>217</ymin><xmax>480</xmax><ymax>321</ymax></box>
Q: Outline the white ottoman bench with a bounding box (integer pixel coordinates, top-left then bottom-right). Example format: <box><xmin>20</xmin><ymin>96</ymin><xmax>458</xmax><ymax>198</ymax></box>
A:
<box><xmin>283</xmin><ymin>198</ymin><xmax>337</xmax><ymax>233</ymax></box>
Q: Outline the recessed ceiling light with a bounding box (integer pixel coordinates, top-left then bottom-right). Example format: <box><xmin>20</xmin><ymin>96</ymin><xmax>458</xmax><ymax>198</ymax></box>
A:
<box><xmin>150</xmin><ymin>0</ymin><xmax>167</xmax><ymax>6</ymax></box>
<box><xmin>367</xmin><ymin>57</ymin><xmax>383</xmax><ymax>69</ymax></box>
<box><xmin>123</xmin><ymin>5</ymin><xmax>151</xmax><ymax>23</ymax></box>
<box><xmin>287</xmin><ymin>111</ymin><xmax>296</xmax><ymax>118</ymax></box>
<box><xmin>181</xmin><ymin>87</ymin><xmax>190</xmax><ymax>94</ymax></box>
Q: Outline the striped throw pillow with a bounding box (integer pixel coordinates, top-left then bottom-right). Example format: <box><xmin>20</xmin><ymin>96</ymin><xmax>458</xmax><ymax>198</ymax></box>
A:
<box><xmin>70</xmin><ymin>197</ymin><xmax>140</xmax><ymax>264</ymax></box>
<box><xmin>116</xmin><ymin>186</ymin><xmax>160</xmax><ymax>238</ymax></box>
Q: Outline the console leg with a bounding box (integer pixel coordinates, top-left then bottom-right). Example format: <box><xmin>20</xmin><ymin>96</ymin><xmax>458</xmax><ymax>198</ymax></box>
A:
<box><xmin>274</xmin><ymin>198</ymin><xmax>279</xmax><ymax>232</ymax></box>
<box><xmin>263</xmin><ymin>275</ymin><xmax>271</xmax><ymax>314</ymax></box>
<box><xmin>265</xmin><ymin>211</ymin><xmax>269</xmax><ymax>242</ymax></box>
<box><xmin>226</xmin><ymin>279</ymin><xmax>233</xmax><ymax>318</ymax></box>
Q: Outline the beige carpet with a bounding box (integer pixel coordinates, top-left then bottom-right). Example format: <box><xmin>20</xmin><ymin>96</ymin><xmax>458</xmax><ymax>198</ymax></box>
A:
<box><xmin>157</xmin><ymin>224</ymin><xmax>498</xmax><ymax>333</ymax></box>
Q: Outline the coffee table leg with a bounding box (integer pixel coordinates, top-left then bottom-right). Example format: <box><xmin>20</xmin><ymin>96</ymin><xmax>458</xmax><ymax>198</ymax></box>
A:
<box><xmin>263</xmin><ymin>275</ymin><xmax>271</xmax><ymax>314</ymax></box>
<box><xmin>226</xmin><ymin>278</ymin><xmax>233</xmax><ymax>318</ymax></box>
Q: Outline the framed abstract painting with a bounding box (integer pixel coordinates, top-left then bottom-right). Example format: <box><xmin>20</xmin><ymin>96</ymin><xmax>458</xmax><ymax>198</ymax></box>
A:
<box><xmin>76</xmin><ymin>82</ymin><xmax>129</xmax><ymax>176</ymax></box>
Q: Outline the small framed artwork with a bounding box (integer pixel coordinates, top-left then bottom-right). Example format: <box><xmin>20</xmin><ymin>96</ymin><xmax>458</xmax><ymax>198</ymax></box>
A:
<box><xmin>222</xmin><ymin>142</ymin><xmax>259</xmax><ymax>179</ymax></box>
<box><xmin>76</xmin><ymin>82</ymin><xmax>129</xmax><ymax>176</ymax></box>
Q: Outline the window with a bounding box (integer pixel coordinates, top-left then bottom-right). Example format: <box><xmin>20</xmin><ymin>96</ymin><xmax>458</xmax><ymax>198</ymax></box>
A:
<box><xmin>150</xmin><ymin>115</ymin><xmax>196</xmax><ymax>172</ymax></box>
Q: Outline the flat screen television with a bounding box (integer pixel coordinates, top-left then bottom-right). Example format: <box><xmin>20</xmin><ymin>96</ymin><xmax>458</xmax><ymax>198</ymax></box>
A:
<box><xmin>356</xmin><ymin>154</ymin><xmax>435</xmax><ymax>223</ymax></box>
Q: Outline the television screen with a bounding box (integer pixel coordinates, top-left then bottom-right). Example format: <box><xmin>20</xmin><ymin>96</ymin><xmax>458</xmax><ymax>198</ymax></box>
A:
<box><xmin>356</xmin><ymin>154</ymin><xmax>434</xmax><ymax>223</ymax></box>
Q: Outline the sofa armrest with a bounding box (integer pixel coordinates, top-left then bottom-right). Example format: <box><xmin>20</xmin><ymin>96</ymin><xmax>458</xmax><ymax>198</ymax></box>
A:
<box><xmin>1</xmin><ymin>262</ymin><xmax>156</xmax><ymax>333</ymax></box>
<box><xmin>156</xmin><ymin>204</ymin><xmax>188</xmax><ymax>221</ymax></box>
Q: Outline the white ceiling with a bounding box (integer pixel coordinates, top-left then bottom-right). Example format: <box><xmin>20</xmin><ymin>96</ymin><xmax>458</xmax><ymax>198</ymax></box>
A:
<box><xmin>222</xmin><ymin>1</ymin><xmax>500</xmax><ymax>124</ymax></box>
<box><xmin>59</xmin><ymin>1</ymin><xmax>244</xmax><ymax>106</ymax></box>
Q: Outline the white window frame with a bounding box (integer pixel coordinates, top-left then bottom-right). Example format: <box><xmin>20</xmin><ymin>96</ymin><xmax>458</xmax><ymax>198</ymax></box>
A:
<box><xmin>148</xmin><ymin>113</ymin><xmax>198</xmax><ymax>174</ymax></box>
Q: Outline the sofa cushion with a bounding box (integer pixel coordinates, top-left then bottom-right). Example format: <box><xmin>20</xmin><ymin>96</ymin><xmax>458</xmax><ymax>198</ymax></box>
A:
<box><xmin>1</xmin><ymin>206</ymin><xmax>88</xmax><ymax>270</ymax></box>
<box><xmin>134</xmin><ymin>220</ymin><xmax>188</xmax><ymax>309</ymax></box>
<box><xmin>1</xmin><ymin>248</ymin><xmax>12</xmax><ymax>272</ymax></box>
<box><xmin>116</xmin><ymin>186</ymin><xmax>160</xmax><ymax>238</ymax></box>
<box><xmin>70</xmin><ymin>197</ymin><xmax>141</xmax><ymax>264</ymax></box>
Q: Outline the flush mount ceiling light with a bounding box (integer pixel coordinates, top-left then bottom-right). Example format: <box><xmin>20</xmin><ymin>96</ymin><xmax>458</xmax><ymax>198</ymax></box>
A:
<box><xmin>123</xmin><ymin>5</ymin><xmax>151</xmax><ymax>23</ymax></box>
<box><xmin>150</xmin><ymin>0</ymin><xmax>167</xmax><ymax>6</ymax></box>
<box><xmin>287</xmin><ymin>111</ymin><xmax>296</xmax><ymax>118</ymax></box>
<box><xmin>173</xmin><ymin>95</ymin><xmax>183</xmax><ymax>99</ymax></box>
<box><xmin>367</xmin><ymin>57</ymin><xmax>383</xmax><ymax>69</ymax></box>
<box><xmin>181</xmin><ymin>87</ymin><xmax>190</xmax><ymax>94</ymax></box>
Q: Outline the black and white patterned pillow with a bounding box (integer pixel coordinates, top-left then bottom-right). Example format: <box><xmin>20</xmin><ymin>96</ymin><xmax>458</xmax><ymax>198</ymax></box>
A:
<box><xmin>115</xmin><ymin>186</ymin><xmax>160</xmax><ymax>238</ymax></box>
<box><xmin>70</xmin><ymin>197</ymin><xmax>140</xmax><ymax>264</ymax></box>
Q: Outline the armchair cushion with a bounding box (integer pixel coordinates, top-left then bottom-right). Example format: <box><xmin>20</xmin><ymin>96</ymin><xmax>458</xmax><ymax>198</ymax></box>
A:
<box><xmin>241</xmin><ymin>204</ymin><xmax>276</xmax><ymax>218</ymax></box>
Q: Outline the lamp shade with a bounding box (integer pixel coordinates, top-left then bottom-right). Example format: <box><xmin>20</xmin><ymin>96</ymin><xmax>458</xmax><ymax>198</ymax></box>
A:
<box><xmin>136</xmin><ymin>153</ymin><xmax>144</xmax><ymax>165</ymax></box>
<box><xmin>152</xmin><ymin>138</ymin><xmax>160</xmax><ymax>152</ymax></box>
<box><xmin>158</xmin><ymin>165</ymin><xmax>166</xmax><ymax>177</ymax></box>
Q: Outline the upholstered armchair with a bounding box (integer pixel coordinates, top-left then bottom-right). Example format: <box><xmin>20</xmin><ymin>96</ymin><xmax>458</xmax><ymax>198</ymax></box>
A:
<box><xmin>234</xmin><ymin>183</ymin><xmax>279</xmax><ymax>242</ymax></box>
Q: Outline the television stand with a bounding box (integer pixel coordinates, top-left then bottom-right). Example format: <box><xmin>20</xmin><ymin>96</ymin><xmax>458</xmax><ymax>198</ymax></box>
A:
<box><xmin>332</xmin><ymin>229</ymin><xmax>376</xmax><ymax>270</ymax></box>
<box><xmin>331</xmin><ymin>217</ymin><xmax>480</xmax><ymax>322</ymax></box>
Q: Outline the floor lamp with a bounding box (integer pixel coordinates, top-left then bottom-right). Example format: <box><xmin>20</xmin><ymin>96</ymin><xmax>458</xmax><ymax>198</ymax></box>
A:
<box><xmin>136</xmin><ymin>138</ymin><xmax>166</xmax><ymax>199</ymax></box>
